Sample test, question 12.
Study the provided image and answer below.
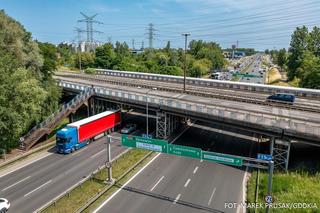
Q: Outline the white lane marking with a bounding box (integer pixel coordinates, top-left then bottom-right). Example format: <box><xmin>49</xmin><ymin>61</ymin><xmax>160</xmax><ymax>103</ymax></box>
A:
<box><xmin>24</xmin><ymin>180</ymin><xmax>52</xmax><ymax>197</ymax></box>
<box><xmin>90</xmin><ymin>149</ymin><xmax>106</xmax><ymax>159</ymax></box>
<box><xmin>93</xmin><ymin>153</ymin><xmax>161</xmax><ymax>213</ymax></box>
<box><xmin>71</xmin><ymin>147</ymin><xmax>88</xmax><ymax>156</ymax></box>
<box><xmin>35</xmin><ymin>148</ymin><xmax>131</xmax><ymax>212</ymax></box>
<box><xmin>184</xmin><ymin>178</ymin><xmax>191</xmax><ymax>188</ymax></box>
<box><xmin>173</xmin><ymin>193</ymin><xmax>181</xmax><ymax>204</ymax></box>
<box><xmin>0</xmin><ymin>152</ymin><xmax>53</xmax><ymax>178</ymax></box>
<box><xmin>150</xmin><ymin>176</ymin><xmax>164</xmax><ymax>192</ymax></box>
<box><xmin>207</xmin><ymin>187</ymin><xmax>216</xmax><ymax>206</ymax></box>
<box><xmin>93</xmin><ymin>125</ymin><xmax>187</xmax><ymax>213</ymax></box>
<box><xmin>1</xmin><ymin>176</ymin><xmax>31</xmax><ymax>191</ymax></box>
<box><xmin>193</xmin><ymin>166</ymin><xmax>198</xmax><ymax>174</ymax></box>
<box><xmin>237</xmin><ymin>139</ymin><xmax>254</xmax><ymax>213</ymax></box>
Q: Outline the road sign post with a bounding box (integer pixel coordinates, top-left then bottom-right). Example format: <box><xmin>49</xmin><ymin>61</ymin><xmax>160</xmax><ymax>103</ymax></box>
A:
<box><xmin>202</xmin><ymin>151</ymin><xmax>243</xmax><ymax>166</ymax></box>
<box><xmin>266</xmin><ymin>161</ymin><xmax>274</xmax><ymax>213</ymax></box>
<box><xmin>105</xmin><ymin>135</ymin><xmax>114</xmax><ymax>184</ymax></box>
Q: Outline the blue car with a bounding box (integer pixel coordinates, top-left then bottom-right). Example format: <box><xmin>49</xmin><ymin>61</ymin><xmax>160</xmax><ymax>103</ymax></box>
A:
<box><xmin>266</xmin><ymin>93</ymin><xmax>295</xmax><ymax>104</ymax></box>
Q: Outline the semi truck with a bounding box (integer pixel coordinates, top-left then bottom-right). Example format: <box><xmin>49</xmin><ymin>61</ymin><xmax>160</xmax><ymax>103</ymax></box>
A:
<box><xmin>56</xmin><ymin>110</ymin><xmax>121</xmax><ymax>154</ymax></box>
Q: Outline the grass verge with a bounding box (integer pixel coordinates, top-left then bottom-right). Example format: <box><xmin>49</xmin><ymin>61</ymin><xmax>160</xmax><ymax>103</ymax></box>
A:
<box><xmin>266</xmin><ymin>68</ymin><xmax>282</xmax><ymax>84</ymax></box>
<box><xmin>43</xmin><ymin>149</ymin><xmax>154</xmax><ymax>213</ymax></box>
<box><xmin>247</xmin><ymin>169</ymin><xmax>320</xmax><ymax>213</ymax></box>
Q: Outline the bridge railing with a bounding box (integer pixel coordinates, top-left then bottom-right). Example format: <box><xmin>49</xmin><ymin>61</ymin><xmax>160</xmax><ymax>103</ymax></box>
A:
<box><xmin>58</xmin><ymin>81</ymin><xmax>320</xmax><ymax>141</ymax></box>
<box><xmin>94</xmin><ymin>69</ymin><xmax>320</xmax><ymax>99</ymax></box>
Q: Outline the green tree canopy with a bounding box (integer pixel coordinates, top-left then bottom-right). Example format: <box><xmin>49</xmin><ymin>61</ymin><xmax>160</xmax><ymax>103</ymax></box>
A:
<box><xmin>0</xmin><ymin>10</ymin><xmax>60</xmax><ymax>151</ymax></box>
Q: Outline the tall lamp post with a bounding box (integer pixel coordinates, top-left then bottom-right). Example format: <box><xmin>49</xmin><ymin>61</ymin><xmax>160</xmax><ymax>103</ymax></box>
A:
<box><xmin>182</xmin><ymin>33</ymin><xmax>190</xmax><ymax>92</ymax></box>
<box><xmin>146</xmin><ymin>87</ymin><xmax>157</xmax><ymax>137</ymax></box>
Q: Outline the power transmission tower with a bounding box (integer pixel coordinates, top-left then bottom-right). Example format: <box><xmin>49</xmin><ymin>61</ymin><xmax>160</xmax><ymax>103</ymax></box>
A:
<box><xmin>141</xmin><ymin>41</ymin><xmax>144</xmax><ymax>50</ymax></box>
<box><xmin>78</xmin><ymin>12</ymin><xmax>103</xmax><ymax>51</ymax></box>
<box><xmin>146</xmin><ymin>23</ymin><xmax>156</xmax><ymax>49</ymax></box>
<box><xmin>75</xmin><ymin>27</ymin><xmax>85</xmax><ymax>72</ymax></box>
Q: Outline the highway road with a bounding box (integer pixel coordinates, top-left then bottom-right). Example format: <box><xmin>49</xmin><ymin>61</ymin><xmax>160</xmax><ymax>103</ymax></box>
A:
<box><xmin>239</xmin><ymin>54</ymin><xmax>266</xmax><ymax>84</ymax></box>
<box><xmin>0</xmin><ymin>132</ymin><xmax>127</xmax><ymax>213</ymax></box>
<box><xmin>94</xmin><ymin>121</ymin><xmax>257</xmax><ymax>213</ymax></box>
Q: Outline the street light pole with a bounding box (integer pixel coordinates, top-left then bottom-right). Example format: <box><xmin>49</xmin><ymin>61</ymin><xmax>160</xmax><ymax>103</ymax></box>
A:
<box><xmin>182</xmin><ymin>33</ymin><xmax>190</xmax><ymax>92</ymax></box>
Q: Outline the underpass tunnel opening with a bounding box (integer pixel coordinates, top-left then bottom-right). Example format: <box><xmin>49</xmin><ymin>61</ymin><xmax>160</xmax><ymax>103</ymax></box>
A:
<box><xmin>288</xmin><ymin>142</ymin><xmax>320</xmax><ymax>172</ymax></box>
<box><xmin>172</xmin><ymin>120</ymin><xmax>264</xmax><ymax>159</ymax></box>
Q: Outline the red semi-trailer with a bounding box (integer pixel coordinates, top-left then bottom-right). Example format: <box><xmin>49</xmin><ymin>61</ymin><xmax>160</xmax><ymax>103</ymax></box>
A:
<box><xmin>56</xmin><ymin>110</ymin><xmax>121</xmax><ymax>154</ymax></box>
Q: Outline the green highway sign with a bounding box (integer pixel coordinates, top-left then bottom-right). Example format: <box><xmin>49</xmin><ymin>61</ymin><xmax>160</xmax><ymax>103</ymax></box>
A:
<box><xmin>134</xmin><ymin>136</ymin><xmax>168</xmax><ymax>153</ymax></box>
<box><xmin>202</xmin><ymin>151</ymin><xmax>243</xmax><ymax>166</ymax></box>
<box><xmin>232</xmin><ymin>73</ymin><xmax>260</xmax><ymax>78</ymax></box>
<box><xmin>121</xmin><ymin>135</ymin><xmax>168</xmax><ymax>153</ymax></box>
<box><xmin>121</xmin><ymin>135</ymin><xmax>244</xmax><ymax>167</ymax></box>
<box><xmin>121</xmin><ymin>135</ymin><xmax>136</xmax><ymax>148</ymax></box>
<box><xmin>168</xmin><ymin>144</ymin><xmax>201</xmax><ymax>159</ymax></box>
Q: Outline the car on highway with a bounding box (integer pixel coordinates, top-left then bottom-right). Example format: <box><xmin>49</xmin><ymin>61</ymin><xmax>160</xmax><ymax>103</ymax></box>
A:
<box><xmin>121</xmin><ymin>123</ymin><xmax>137</xmax><ymax>134</ymax></box>
<box><xmin>0</xmin><ymin>198</ymin><xmax>10</xmax><ymax>212</ymax></box>
<box><xmin>266</xmin><ymin>93</ymin><xmax>295</xmax><ymax>104</ymax></box>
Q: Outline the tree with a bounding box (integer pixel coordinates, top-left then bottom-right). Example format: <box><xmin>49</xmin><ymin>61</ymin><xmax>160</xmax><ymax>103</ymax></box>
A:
<box><xmin>37</xmin><ymin>42</ymin><xmax>58</xmax><ymax>80</ymax></box>
<box><xmin>155</xmin><ymin>53</ymin><xmax>168</xmax><ymax>66</ymax></box>
<box><xmin>57</xmin><ymin>43</ymin><xmax>75</xmax><ymax>67</ymax></box>
<box><xmin>164</xmin><ymin>41</ymin><xmax>171</xmax><ymax>52</ymax></box>
<box><xmin>287</xmin><ymin>26</ymin><xmax>309</xmax><ymax>80</ymax></box>
<box><xmin>0</xmin><ymin>10</ymin><xmax>60</xmax><ymax>151</ymax></box>
<box><xmin>94</xmin><ymin>43</ymin><xmax>115</xmax><ymax>68</ymax></box>
<box><xmin>308</xmin><ymin>26</ymin><xmax>320</xmax><ymax>57</ymax></box>
<box><xmin>277</xmin><ymin>48</ymin><xmax>287</xmax><ymax>71</ymax></box>
<box><xmin>299</xmin><ymin>51</ymin><xmax>320</xmax><ymax>89</ymax></box>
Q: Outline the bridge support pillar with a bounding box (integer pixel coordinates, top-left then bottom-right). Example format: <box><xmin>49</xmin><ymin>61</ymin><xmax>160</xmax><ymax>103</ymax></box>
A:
<box><xmin>273</xmin><ymin>139</ymin><xmax>291</xmax><ymax>171</ymax></box>
<box><xmin>69</xmin><ymin>113</ymin><xmax>74</xmax><ymax>123</ymax></box>
<box><xmin>88</xmin><ymin>97</ymin><xmax>95</xmax><ymax>116</ymax></box>
<box><xmin>156</xmin><ymin>112</ymin><xmax>183</xmax><ymax>139</ymax></box>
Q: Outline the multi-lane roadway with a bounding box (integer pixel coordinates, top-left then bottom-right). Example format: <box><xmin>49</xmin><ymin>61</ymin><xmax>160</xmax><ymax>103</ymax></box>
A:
<box><xmin>0</xmin><ymin>132</ymin><xmax>127</xmax><ymax>213</ymax></box>
<box><xmin>94</xmin><ymin>121</ymin><xmax>258</xmax><ymax>213</ymax></box>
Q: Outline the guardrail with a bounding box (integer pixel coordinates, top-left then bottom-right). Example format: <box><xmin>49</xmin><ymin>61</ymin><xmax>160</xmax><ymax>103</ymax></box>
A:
<box><xmin>59</xmin><ymin>81</ymin><xmax>320</xmax><ymax>142</ymax></box>
<box><xmin>75</xmin><ymin>150</ymin><xmax>153</xmax><ymax>213</ymax></box>
<box><xmin>94</xmin><ymin>69</ymin><xmax>320</xmax><ymax>99</ymax></box>
<box><xmin>35</xmin><ymin>148</ymin><xmax>131</xmax><ymax>213</ymax></box>
<box><xmin>55</xmin><ymin>73</ymin><xmax>320</xmax><ymax>113</ymax></box>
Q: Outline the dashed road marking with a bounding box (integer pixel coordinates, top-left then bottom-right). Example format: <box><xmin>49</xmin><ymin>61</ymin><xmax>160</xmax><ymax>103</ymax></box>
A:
<box><xmin>2</xmin><ymin>176</ymin><xmax>31</xmax><ymax>191</ymax></box>
<box><xmin>184</xmin><ymin>178</ymin><xmax>191</xmax><ymax>187</ymax></box>
<box><xmin>24</xmin><ymin>180</ymin><xmax>52</xmax><ymax>197</ymax></box>
<box><xmin>173</xmin><ymin>194</ymin><xmax>181</xmax><ymax>204</ymax></box>
<box><xmin>150</xmin><ymin>176</ymin><xmax>164</xmax><ymax>192</ymax></box>
<box><xmin>208</xmin><ymin>187</ymin><xmax>216</xmax><ymax>206</ymax></box>
<box><xmin>193</xmin><ymin>166</ymin><xmax>198</xmax><ymax>174</ymax></box>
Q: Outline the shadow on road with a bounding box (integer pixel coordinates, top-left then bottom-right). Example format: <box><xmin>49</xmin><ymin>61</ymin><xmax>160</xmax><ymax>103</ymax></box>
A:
<box><xmin>118</xmin><ymin>185</ymin><xmax>224</xmax><ymax>213</ymax></box>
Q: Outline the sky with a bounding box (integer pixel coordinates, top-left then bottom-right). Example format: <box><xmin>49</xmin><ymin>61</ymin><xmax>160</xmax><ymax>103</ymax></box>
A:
<box><xmin>1</xmin><ymin>0</ymin><xmax>320</xmax><ymax>50</ymax></box>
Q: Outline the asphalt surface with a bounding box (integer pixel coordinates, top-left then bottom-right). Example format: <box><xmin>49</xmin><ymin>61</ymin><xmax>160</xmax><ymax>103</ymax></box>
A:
<box><xmin>0</xmin><ymin>132</ymin><xmax>127</xmax><ymax>213</ymax></box>
<box><xmin>95</xmin><ymin>121</ymin><xmax>257</xmax><ymax>213</ymax></box>
<box><xmin>239</xmin><ymin>54</ymin><xmax>266</xmax><ymax>84</ymax></box>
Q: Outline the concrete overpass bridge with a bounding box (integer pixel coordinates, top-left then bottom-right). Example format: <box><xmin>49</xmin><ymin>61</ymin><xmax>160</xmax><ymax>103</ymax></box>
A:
<box><xmin>55</xmin><ymin>71</ymin><xmax>320</xmax><ymax>170</ymax></box>
<box><xmin>21</xmin><ymin>70</ymin><xmax>320</xmax><ymax>171</ymax></box>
